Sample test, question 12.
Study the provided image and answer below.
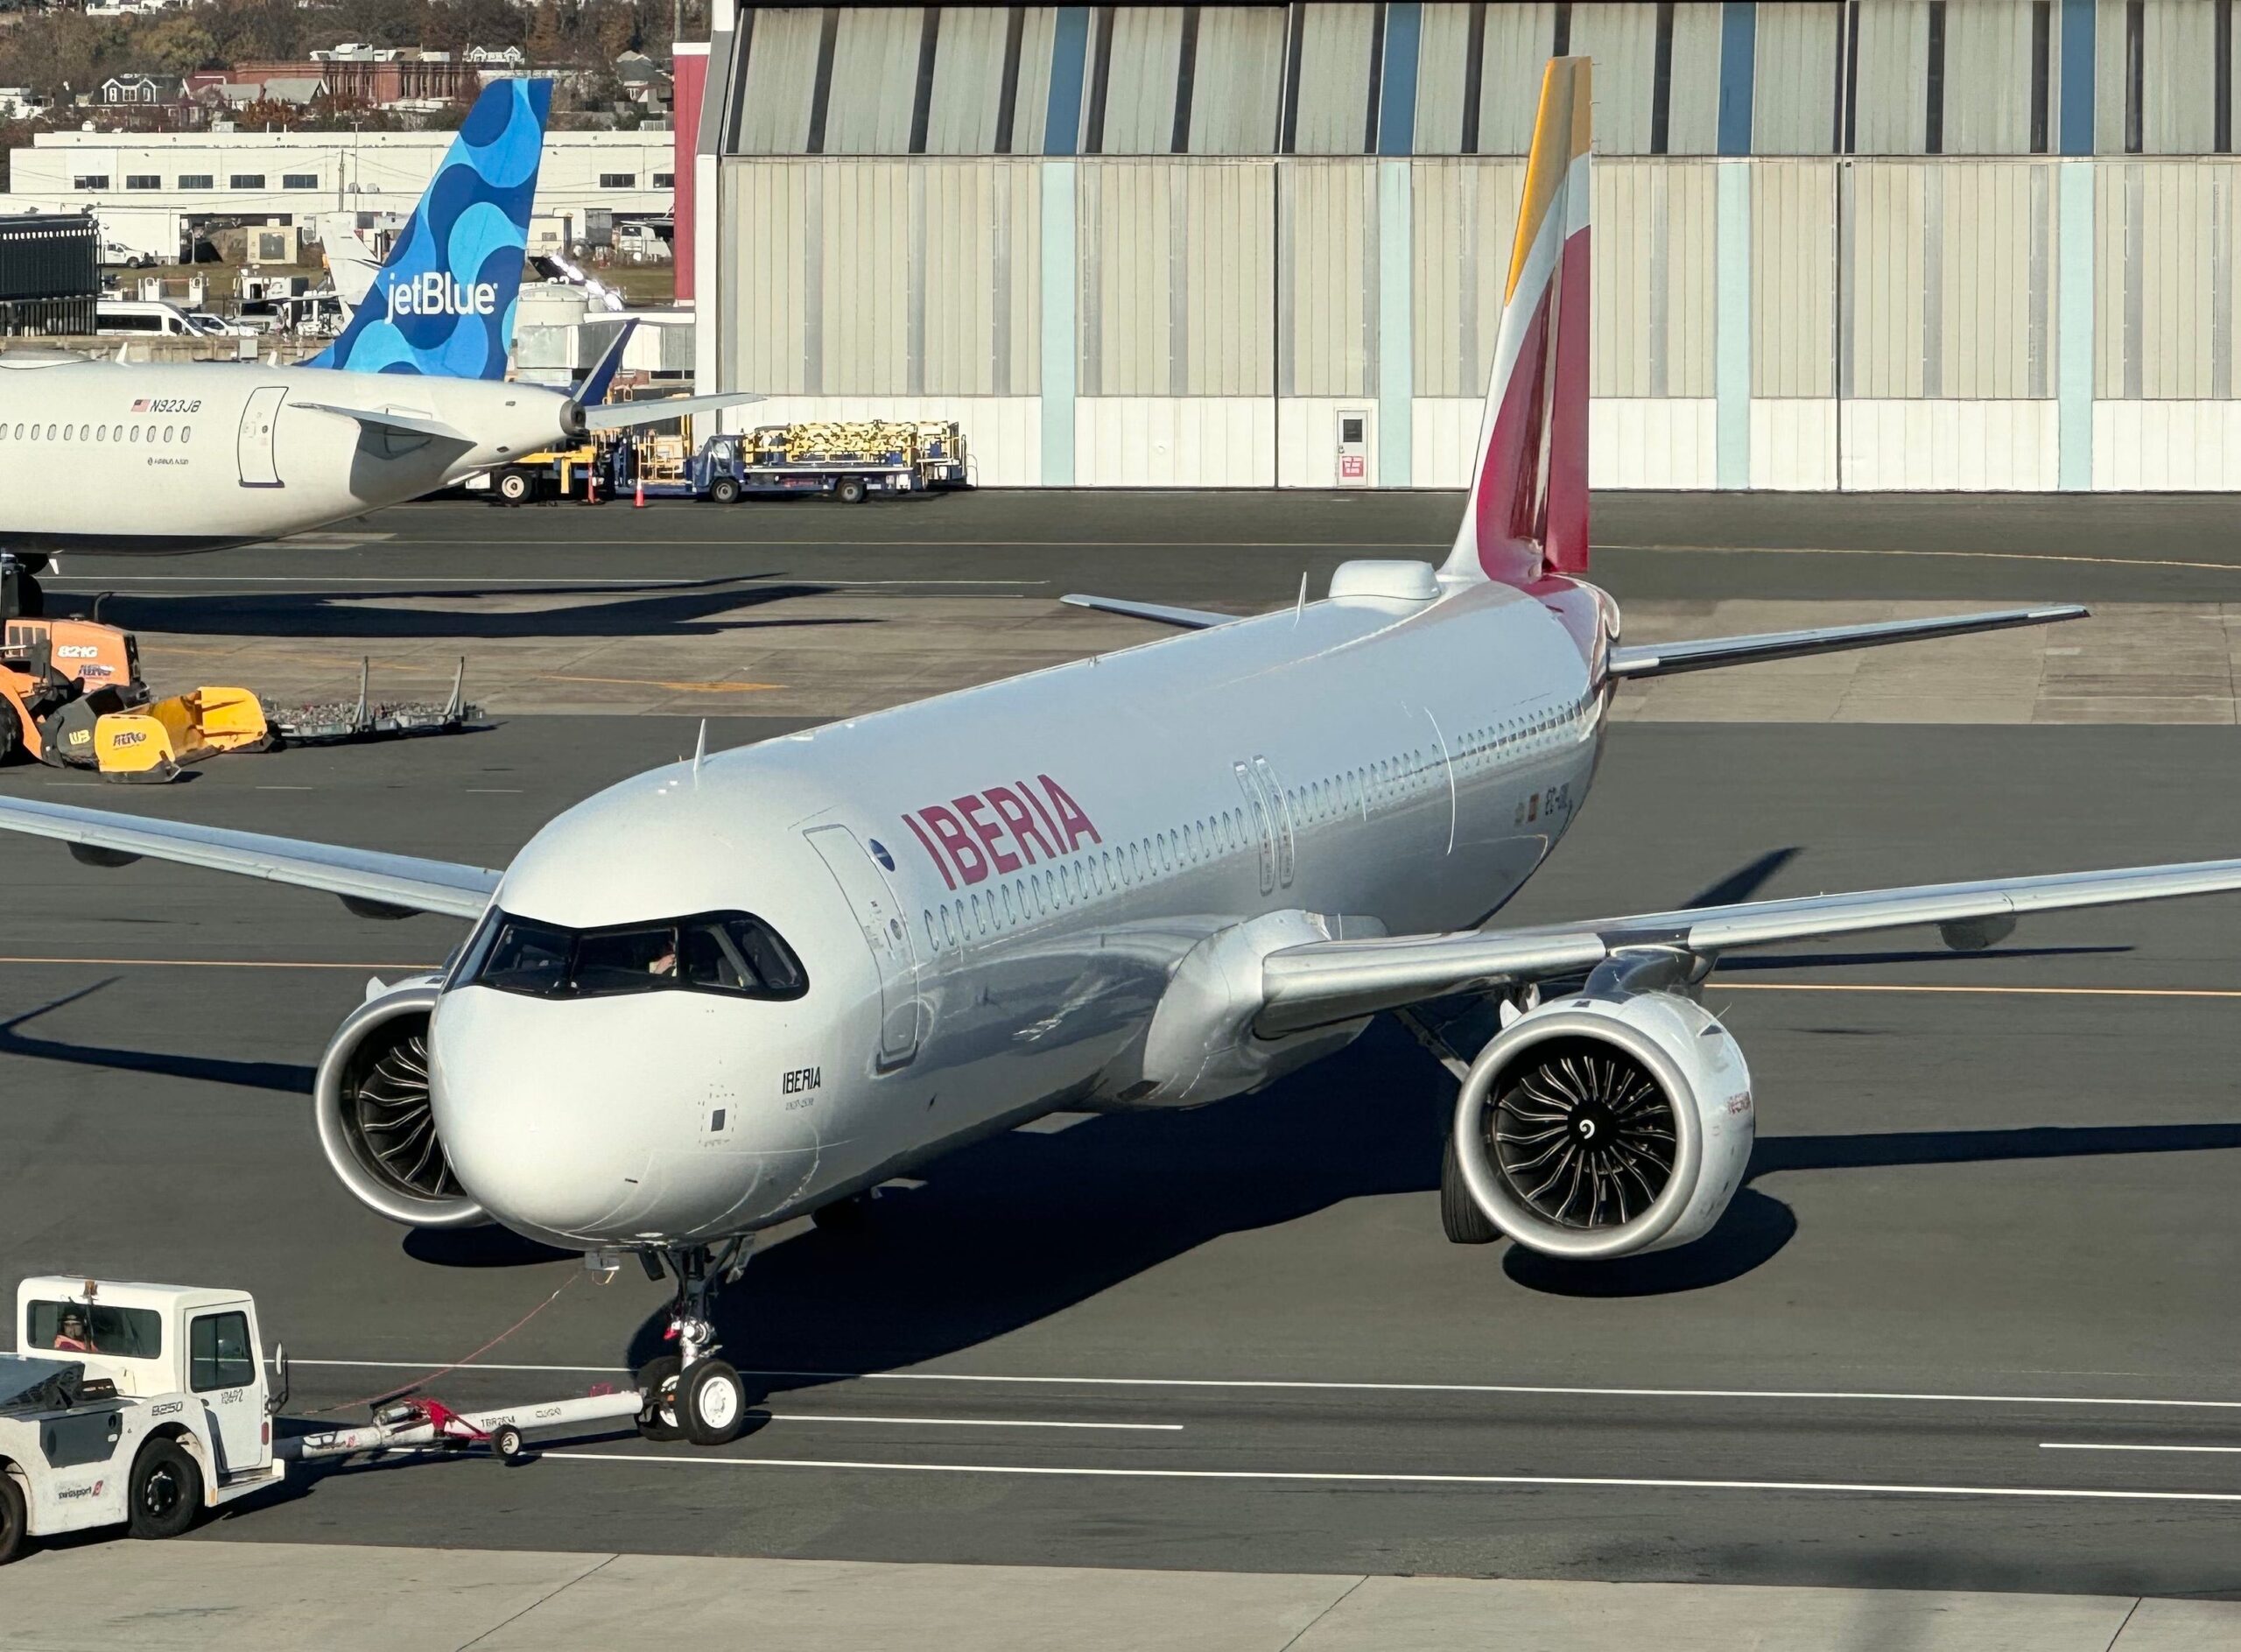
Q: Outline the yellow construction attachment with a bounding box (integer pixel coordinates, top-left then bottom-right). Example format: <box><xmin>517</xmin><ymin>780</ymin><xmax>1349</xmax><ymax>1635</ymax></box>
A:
<box><xmin>90</xmin><ymin>687</ymin><xmax>270</xmax><ymax>783</ymax></box>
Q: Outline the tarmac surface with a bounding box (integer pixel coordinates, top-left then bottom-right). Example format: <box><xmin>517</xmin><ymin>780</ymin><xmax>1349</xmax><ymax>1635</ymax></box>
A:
<box><xmin>1</xmin><ymin>491</ymin><xmax>2238</xmax><ymax>1627</ymax></box>
<box><xmin>33</xmin><ymin>490</ymin><xmax>2241</xmax><ymax>722</ymax></box>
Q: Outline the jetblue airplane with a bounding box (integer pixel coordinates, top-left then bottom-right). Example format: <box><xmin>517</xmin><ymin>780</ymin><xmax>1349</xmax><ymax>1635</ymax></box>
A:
<box><xmin>0</xmin><ymin>79</ymin><xmax>743</xmax><ymax>602</ymax></box>
<box><xmin>3</xmin><ymin>60</ymin><xmax>2233</xmax><ymax>1449</ymax></box>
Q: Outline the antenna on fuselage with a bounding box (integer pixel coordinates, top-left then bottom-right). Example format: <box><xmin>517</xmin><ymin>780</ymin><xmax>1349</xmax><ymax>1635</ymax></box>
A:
<box><xmin>692</xmin><ymin>718</ymin><xmax>706</xmax><ymax>780</ymax></box>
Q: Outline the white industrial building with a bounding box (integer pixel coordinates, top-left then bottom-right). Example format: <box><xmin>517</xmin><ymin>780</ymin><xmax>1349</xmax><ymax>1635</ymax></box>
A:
<box><xmin>684</xmin><ymin>1</ymin><xmax>2241</xmax><ymax>491</ymax></box>
<box><xmin>7</xmin><ymin>127</ymin><xmax>677</xmax><ymax>228</ymax></box>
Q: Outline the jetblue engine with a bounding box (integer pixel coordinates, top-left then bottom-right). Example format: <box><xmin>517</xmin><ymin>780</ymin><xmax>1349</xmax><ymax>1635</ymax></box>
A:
<box><xmin>1451</xmin><ymin>967</ymin><xmax>1753</xmax><ymax>1259</ymax></box>
<box><xmin>313</xmin><ymin>977</ymin><xmax>485</xmax><ymax>1228</ymax></box>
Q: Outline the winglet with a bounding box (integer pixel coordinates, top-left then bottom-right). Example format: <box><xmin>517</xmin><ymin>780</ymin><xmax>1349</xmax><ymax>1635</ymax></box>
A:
<box><xmin>1441</xmin><ymin>57</ymin><xmax>1591</xmax><ymax>588</ymax></box>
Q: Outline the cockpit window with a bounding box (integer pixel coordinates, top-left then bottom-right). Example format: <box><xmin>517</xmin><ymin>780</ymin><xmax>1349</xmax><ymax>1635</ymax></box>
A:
<box><xmin>455</xmin><ymin>910</ymin><xmax>806</xmax><ymax>1002</ymax></box>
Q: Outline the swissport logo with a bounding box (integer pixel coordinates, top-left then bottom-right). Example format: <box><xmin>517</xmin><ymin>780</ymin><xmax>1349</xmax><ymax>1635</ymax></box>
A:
<box><xmin>385</xmin><ymin>271</ymin><xmax>498</xmax><ymax>323</ymax></box>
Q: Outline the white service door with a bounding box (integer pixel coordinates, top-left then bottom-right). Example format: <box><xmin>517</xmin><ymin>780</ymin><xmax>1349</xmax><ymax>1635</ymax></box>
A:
<box><xmin>187</xmin><ymin>1307</ymin><xmax>263</xmax><ymax>1478</ymax></box>
<box><xmin>1335</xmin><ymin>408</ymin><xmax>1370</xmax><ymax>487</ymax></box>
<box><xmin>236</xmin><ymin>383</ymin><xmax>287</xmax><ymax>488</ymax></box>
<box><xmin>804</xmin><ymin>826</ymin><xmax>921</xmax><ymax>1068</ymax></box>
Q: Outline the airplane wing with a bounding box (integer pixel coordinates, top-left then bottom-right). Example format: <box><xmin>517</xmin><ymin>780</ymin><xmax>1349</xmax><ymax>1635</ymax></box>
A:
<box><xmin>1606</xmin><ymin>605</ymin><xmax>2087</xmax><ymax>679</ymax></box>
<box><xmin>289</xmin><ymin>400</ymin><xmax>468</xmax><ymax>445</ymax></box>
<box><xmin>1061</xmin><ymin>594</ymin><xmax>1237</xmax><ymax>630</ymax></box>
<box><xmin>1254</xmin><ymin>857</ymin><xmax>2241</xmax><ymax>1036</ymax></box>
<box><xmin>581</xmin><ymin>392</ymin><xmax>763</xmax><ymax>433</ymax></box>
<box><xmin>0</xmin><ymin>797</ymin><xmax>498</xmax><ymax>922</ymax></box>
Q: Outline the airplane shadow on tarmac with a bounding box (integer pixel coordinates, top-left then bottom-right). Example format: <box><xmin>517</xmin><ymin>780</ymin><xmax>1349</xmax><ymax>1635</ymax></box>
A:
<box><xmin>607</xmin><ymin>1008</ymin><xmax>2241</xmax><ymax>1386</ymax></box>
<box><xmin>60</xmin><ymin>574</ymin><xmax>873</xmax><ymax>642</ymax></box>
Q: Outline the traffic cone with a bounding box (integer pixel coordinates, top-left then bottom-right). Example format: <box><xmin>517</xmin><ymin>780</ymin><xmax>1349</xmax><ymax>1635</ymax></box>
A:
<box><xmin>634</xmin><ymin>475</ymin><xmax>645</xmax><ymax>508</ymax></box>
<box><xmin>584</xmin><ymin>467</ymin><xmax>596</xmax><ymax>503</ymax></box>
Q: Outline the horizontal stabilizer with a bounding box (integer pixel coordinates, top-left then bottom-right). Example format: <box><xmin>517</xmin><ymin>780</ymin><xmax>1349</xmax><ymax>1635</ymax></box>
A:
<box><xmin>0</xmin><ymin>796</ymin><xmax>499</xmax><ymax>920</ymax></box>
<box><xmin>291</xmin><ymin>400</ymin><xmax>468</xmax><ymax>444</ymax></box>
<box><xmin>583</xmin><ymin>391</ymin><xmax>762</xmax><ymax>432</ymax></box>
<box><xmin>1605</xmin><ymin>605</ymin><xmax>2089</xmax><ymax>680</ymax></box>
<box><xmin>1061</xmin><ymin>594</ymin><xmax>1235</xmax><ymax>631</ymax></box>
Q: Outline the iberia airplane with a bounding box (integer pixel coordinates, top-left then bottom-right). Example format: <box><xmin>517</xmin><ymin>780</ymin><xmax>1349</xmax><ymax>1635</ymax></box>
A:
<box><xmin>0</xmin><ymin>60</ymin><xmax>2227</xmax><ymax>1449</ymax></box>
<box><xmin>0</xmin><ymin>78</ymin><xmax>746</xmax><ymax>610</ymax></box>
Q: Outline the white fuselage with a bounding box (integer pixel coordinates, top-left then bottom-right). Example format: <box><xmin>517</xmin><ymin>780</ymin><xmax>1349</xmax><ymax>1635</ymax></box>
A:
<box><xmin>427</xmin><ymin>574</ymin><xmax>1614</xmax><ymax>1251</ymax></box>
<box><xmin>0</xmin><ymin>357</ymin><xmax>569</xmax><ymax>557</ymax></box>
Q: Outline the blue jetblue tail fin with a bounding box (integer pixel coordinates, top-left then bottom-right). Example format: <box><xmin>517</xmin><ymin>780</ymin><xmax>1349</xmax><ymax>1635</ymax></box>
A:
<box><xmin>306</xmin><ymin>79</ymin><xmax>551</xmax><ymax>379</ymax></box>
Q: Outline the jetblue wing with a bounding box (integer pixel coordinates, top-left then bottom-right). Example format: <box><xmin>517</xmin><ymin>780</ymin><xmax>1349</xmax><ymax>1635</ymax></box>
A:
<box><xmin>0</xmin><ymin>797</ymin><xmax>498</xmax><ymax>921</ymax></box>
<box><xmin>1061</xmin><ymin>594</ymin><xmax>1237</xmax><ymax>631</ymax></box>
<box><xmin>306</xmin><ymin>78</ymin><xmax>552</xmax><ymax>380</ymax></box>
<box><xmin>1254</xmin><ymin>859</ymin><xmax>2241</xmax><ymax>1035</ymax></box>
<box><xmin>1606</xmin><ymin>606</ymin><xmax>2088</xmax><ymax>680</ymax></box>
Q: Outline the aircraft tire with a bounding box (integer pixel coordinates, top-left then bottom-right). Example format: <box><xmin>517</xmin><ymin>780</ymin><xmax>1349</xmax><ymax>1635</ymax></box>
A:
<box><xmin>636</xmin><ymin>1354</ymin><xmax>683</xmax><ymax>1442</ymax></box>
<box><xmin>125</xmin><ymin>1438</ymin><xmax>201</xmax><ymax>1540</ymax></box>
<box><xmin>0</xmin><ymin>1469</ymin><xmax>24</xmax><ymax>1564</ymax></box>
<box><xmin>1440</xmin><ymin>1133</ymin><xmax>1501</xmax><ymax>1245</ymax></box>
<box><xmin>679</xmin><ymin>1359</ymin><xmax>748</xmax><ymax>1447</ymax></box>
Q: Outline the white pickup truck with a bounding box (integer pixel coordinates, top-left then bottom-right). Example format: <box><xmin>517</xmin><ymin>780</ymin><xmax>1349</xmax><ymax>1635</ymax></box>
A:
<box><xmin>0</xmin><ymin>1276</ymin><xmax>288</xmax><ymax>1564</ymax></box>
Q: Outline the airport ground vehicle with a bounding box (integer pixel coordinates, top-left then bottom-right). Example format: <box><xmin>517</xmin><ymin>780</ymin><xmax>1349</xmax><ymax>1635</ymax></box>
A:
<box><xmin>604</xmin><ymin>420</ymin><xmax>972</xmax><ymax>504</ymax></box>
<box><xmin>95</xmin><ymin>299</ymin><xmax>204</xmax><ymax>338</ymax></box>
<box><xmin>474</xmin><ymin>440</ymin><xmax>602</xmax><ymax>503</ymax></box>
<box><xmin>0</xmin><ymin>559</ymin><xmax>270</xmax><ymax>780</ymax></box>
<box><xmin>0</xmin><ymin>1277</ymin><xmax>288</xmax><ymax>1564</ymax></box>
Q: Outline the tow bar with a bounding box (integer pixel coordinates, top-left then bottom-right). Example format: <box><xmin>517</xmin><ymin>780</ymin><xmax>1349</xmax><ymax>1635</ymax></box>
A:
<box><xmin>282</xmin><ymin>1387</ymin><xmax>648</xmax><ymax>1467</ymax></box>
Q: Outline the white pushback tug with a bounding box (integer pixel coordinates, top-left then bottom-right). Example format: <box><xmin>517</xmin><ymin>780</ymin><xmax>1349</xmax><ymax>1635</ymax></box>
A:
<box><xmin>0</xmin><ymin>1276</ymin><xmax>650</xmax><ymax>1564</ymax></box>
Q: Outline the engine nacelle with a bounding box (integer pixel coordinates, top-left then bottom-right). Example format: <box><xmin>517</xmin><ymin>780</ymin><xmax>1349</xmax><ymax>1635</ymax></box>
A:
<box><xmin>314</xmin><ymin>976</ymin><xmax>486</xmax><ymax>1228</ymax></box>
<box><xmin>1451</xmin><ymin>972</ymin><xmax>1753</xmax><ymax>1260</ymax></box>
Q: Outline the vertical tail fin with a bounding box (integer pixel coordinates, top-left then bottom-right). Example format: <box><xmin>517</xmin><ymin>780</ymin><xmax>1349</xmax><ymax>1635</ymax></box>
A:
<box><xmin>1441</xmin><ymin>57</ymin><xmax>1591</xmax><ymax>587</ymax></box>
<box><xmin>306</xmin><ymin>79</ymin><xmax>551</xmax><ymax>379</ymax></box>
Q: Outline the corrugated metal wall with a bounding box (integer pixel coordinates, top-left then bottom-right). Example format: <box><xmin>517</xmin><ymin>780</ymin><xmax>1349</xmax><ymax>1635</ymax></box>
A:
<box><xmin>2096</xmin><ymin>160</ymin><xmax>2239</xmax><ymax>399</ymax></box>
<box><xmin>1190</xmin><ymin>7</ymin><xmax>1287</xmax><ymax>153</ymax></box>
<box><xmin>1078</xmin><ymin>160</ymin><xmax>1272</xmax><ymax>395</ymax></box>
<box><xmin>1752</xmin><ymin>160</ymin><xmax>1836</xmax><ymax>397</ymax></box>
<box><xmin>1290</xmin><ymin>3</ymin><xmax>1378</xmax><ymax>155</ymax></box>
<box><xmin>1942</xmin><ymin>0</ymin><xmax>2040</xmax><ymax>155</ymax></box>
<box><xmin>1851</xmin><ymin>0</ymin><xmax>1929</xmax><ymax>157</ymax></box>
<box><xmin>731</xmin><ymin>6</ymin><xmax>822</xmax><ymax>154</ymax></box>
<box><xmin>1412</xmin><ymin>160</ymin><xmax>1521</xmax><ymax>397</ymax></box>
<box><xmin>924</xmin><ymin>7</ymin><xmax>1055</xmax><ymax>155</ymax></box>
<box><xmin>1596</xmin><ymin>161</ymin><xmax>1717</xmax><ymax>397</ymax></box>
<box><xmin>1753</xmin><ymin>4</ymin><xmax>1840</xmax><ymax>155</ymax></box>
<box><xmin>1094</xmin><ymin>8</ymin><xmax>1185</xmax><ymax>154</ymax></box>
<box><xmin>719</xmin><ymin>159</ymin><xmax>1040</xmax><ymax>397</ymax></box>
<box><xmin>1280</xmin><ymin>160</ymin><xmax>1378</xmax><ymax>393</ymax></box>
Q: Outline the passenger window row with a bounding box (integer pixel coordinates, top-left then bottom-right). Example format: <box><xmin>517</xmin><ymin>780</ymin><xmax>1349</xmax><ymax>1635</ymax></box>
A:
<box><xmin>1</xmin><ymin>421</ymin><xmax>193</xmax><ymax>446</ymax></box>
<box><xmin>922</xmin><ymin>806</ymin><xmax>1262</xmax><ymax>953</ymax></box>
<box><xmin>918</xmin><ymin>692</ymin><xmax>1598</xmax><ymax>956</ymax></box>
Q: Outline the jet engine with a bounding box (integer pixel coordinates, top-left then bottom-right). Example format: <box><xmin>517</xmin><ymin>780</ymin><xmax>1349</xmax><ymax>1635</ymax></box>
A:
<box><xmin>313</xmin><ymin>977</ymin><xmax>485</xmax><ymax>1228</ymax></box>
<box><xmin>1451</xmin><ymin>960</ymin><xmax>1753</xmax><ymax>1260</ymax></box>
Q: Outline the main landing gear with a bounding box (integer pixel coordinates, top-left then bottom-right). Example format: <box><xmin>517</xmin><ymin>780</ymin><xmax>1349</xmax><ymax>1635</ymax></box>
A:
<box><xmin>634</xmin><ymin>1238</ymin><xmax>754</xmax><ymax>1446</ymax></box>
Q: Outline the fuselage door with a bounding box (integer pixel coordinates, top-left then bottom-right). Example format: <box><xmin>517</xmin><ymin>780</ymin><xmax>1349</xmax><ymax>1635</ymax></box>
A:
<box><xmin>1252</xmin><ymin>756</ymin><xmax>1296</xmax><ymax>888</ymax></box>
<box><xmin>236</xmin><ymin>384</ymin><xmax>287</xmax><ymax>488</ymax></box>
<box><xmin>1233</xmin><ymin>762</ymin><xmax>1275</xmax><ymax>896</ymax></box>
<box><xmin>804</xmin><ymin>825</ymin><xmax>921</xmax><ymax>1068</ymax></box>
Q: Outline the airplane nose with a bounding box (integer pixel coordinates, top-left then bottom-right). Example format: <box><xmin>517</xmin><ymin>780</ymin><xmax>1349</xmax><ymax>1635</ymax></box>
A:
<box><xmin>426</xmin><ymin>988</ymin><xmax>825</xmax><ymax>1245</ymax></box>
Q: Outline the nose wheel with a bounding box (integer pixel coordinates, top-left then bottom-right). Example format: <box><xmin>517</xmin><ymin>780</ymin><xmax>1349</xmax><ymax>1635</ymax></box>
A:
<box><xmin>636</xmin><ymin>1238</ymin><xmax>754</xmax><ymax>1447</ymax></box>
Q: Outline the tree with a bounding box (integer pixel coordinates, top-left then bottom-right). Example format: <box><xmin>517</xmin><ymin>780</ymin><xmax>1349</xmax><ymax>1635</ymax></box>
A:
<box><xmin>142</xmin><ymin>15</ymin><xmax>219</xmax><ymax>74</ymax></box>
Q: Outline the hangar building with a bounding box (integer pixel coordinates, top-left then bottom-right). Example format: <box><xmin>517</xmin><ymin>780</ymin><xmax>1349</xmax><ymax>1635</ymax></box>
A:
<box><xmin>682</xmin><ymin>3</ymin><xmax>2241</xmax><ymax>490</ymax></box>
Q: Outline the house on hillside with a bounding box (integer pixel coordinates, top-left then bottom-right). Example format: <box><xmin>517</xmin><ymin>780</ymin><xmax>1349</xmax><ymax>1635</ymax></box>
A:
<box><xmin>613</xmin><ymin>52</ymin><xmax>671</xmax><ymax>116</ymax></box>
<box><xmin>99</xmin><ymin>74</ymin><xmax>190</xmax><ymax>109</ymax></box>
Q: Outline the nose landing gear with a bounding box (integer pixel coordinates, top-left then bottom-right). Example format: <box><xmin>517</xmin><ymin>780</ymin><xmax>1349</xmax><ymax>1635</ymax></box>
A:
<box><xmin>635</xmin><ymin>1237</ymin><xmax>754</xmax><ymax>1447</ymax></box>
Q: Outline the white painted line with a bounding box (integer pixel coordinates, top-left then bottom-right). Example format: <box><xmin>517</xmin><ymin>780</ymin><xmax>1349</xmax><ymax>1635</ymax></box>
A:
<box><xmin>2041</xmin><ymin>1441</ymin><xmax>2241</xmax><ymax>1455</ymax></box>
<box><xmin>290</xmin><ymin>1360</ymin><xmax>2241</xmax><ymax>1412</ymax></box>
<box><xmin>769</xmin><ymin>1413</ymin><xmax>1181</xmax><ymax>1433</ymax></box>
<box><xmin>544</xmin><ymin>1453</ymin><xmax>2241</xmax><ymax>1504</ymax></box>
<box><xmin>748</xmin><ymin>1371</ymin><xmax>2241</xmax><ymax>1412</ymax></box>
